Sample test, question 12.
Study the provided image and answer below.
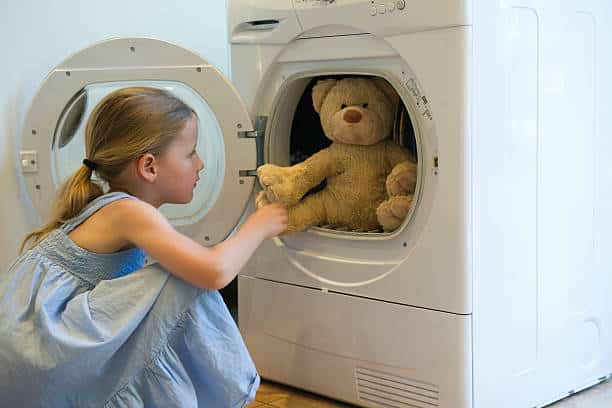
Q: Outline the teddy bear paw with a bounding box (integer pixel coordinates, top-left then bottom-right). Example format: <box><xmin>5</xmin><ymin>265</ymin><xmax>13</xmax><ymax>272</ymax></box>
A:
<box><xmin>255</xmin><ymin>191</ymin><xmax>271</xmax><ymax>209</ymax></box>
<box><xmin>386</xmin><ymin>161</ymin><xmax>417</xmax><ymax>197</ymax></box>
<box><xmin>257</xmin><ymin>164</ymin><xmax>302</xmax><ymax>206</ymax></box>
<box><xmin>376</xmin><ymin>195</ymin><xmax>413</xmax><ymax>232</ymax></box>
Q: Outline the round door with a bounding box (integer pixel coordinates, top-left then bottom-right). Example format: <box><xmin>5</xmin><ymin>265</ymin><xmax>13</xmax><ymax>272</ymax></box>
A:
<box><xmin>19</xmin><ymin>37</ymin><xmax>258</xmax><ymax>246</ymax></box>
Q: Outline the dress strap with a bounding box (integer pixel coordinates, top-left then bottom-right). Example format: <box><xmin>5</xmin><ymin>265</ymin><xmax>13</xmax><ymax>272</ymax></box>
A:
<box><xmin>61</xmin><ymin>191</ymin><xmax>137</xmax><ymax>234</ymax></box>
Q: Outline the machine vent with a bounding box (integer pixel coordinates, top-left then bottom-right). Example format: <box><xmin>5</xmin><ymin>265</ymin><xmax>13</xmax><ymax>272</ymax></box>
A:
<box><xmin>355</xmin><ymin>367</ymin><xmax>440</xmax><ymax>408</ymax></box>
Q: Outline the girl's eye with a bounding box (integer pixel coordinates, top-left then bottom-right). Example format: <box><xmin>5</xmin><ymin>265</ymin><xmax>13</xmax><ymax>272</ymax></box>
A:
<box><xmin>362</xmin><ymin>103</ymin><xmax>368</xmax><ymax>108</ymax></box>
<box><xmin>340</xmin><ymin>104</ymin><xmax>347</xmax><ymax>109</ymax></box>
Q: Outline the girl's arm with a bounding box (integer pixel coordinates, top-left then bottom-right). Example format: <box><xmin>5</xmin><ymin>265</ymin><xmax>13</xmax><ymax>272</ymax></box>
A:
<box><xmin>115</xmin><ymin>199</ymin><xmax>288</xmax><ymax>289</ymax></box>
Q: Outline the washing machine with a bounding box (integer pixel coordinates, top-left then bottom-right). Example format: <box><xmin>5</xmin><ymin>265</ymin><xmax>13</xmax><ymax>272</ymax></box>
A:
<box><xmin>228</xmin><ymin>1</ymin><xmax>612</xmax><ymax>407</ymax></box>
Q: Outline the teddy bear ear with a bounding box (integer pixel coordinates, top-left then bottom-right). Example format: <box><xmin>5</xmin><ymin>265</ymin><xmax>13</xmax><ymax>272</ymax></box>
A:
<box><xmin>312</xmin><ymin>79</ymin><xmax>337</xmax><ymax>113</ymax></box>
<box><xmin>371</xmin><ymin>77</ymin><xmax>400</xmax><ymax>106</ymax></box>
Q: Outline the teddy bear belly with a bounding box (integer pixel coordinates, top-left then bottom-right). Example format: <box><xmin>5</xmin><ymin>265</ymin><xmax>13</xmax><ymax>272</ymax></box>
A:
<box><xmin>322</xmin><ymin>179</ymin><xmax>387</xmax><ymax>230</ymax></box>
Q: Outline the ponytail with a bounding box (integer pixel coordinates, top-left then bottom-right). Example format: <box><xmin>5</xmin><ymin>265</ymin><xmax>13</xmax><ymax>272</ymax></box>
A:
<box><xmin>20</xmin><ymin>165</ymin><xmax>103</xmax><ymax>253</ymax></box>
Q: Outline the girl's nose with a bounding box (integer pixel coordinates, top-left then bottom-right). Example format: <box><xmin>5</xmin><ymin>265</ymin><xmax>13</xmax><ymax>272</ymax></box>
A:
<box><xmin>196</xmin><ymin>153</ymin><xmax>205</xmax><ymax>171</ymax></box>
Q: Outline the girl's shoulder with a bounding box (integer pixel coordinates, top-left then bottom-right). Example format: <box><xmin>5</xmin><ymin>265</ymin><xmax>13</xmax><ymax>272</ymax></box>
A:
<box><xmin>98</xmin><ymin>194</ymin><xmax>152</xmax><ymax>219</ymax></box>
<box><xmin>66</xmin><ymin>193</ymin><xmax>160</xmax><ymax>255</ymax></box>
<box><xmin>106</xmin><ymin>196</ymin><xmax>166</xmax><ymax>228</ymax></box>
<box><xmin>86</xmin><ymin>195</ymin><xmax>170</xmax><ymax>247</ymax></box>
<box><xmin>82</xmin><ymin>192</ymin><xmax>160</xmax><ymax>226</ymax></box>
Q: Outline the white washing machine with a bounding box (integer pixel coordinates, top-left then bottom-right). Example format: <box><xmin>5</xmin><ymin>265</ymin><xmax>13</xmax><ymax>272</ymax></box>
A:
<box><xmin>13</xmin><ymin>0</ymin><xmax>612</xmax><ymax>407</ymax></box>
<box><xmin>228</xmin><ymin>1</ymin><xmax>612</xmax><ymax>407</ymax></box>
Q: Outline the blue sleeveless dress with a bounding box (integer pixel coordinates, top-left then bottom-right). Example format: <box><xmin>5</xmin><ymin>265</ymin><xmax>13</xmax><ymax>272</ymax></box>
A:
<box><xmin>0</xmin><ymin>192</ymin><xmax>259</xmax><ymax>407</ymax></box>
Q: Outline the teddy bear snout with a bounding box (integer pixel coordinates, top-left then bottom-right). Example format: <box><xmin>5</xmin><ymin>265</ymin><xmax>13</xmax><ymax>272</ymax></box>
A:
<box><xmin>343</xmin><ymin>108</ymin><xmax>362</xmax><ymax>124</ymax></box>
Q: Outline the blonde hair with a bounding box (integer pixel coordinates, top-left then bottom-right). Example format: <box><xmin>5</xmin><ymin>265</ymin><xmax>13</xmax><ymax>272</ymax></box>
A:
<box><xmin>20</xmin><ymin>87</ymin><xmax>194</xmax><ymax>252</ymax></box>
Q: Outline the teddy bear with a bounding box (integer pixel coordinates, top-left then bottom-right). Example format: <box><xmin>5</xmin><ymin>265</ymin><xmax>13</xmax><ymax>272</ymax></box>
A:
<box><xmin>256</xmin><ymin>77</ymin><xmax>417</xmax><ymax>233</ymax></box>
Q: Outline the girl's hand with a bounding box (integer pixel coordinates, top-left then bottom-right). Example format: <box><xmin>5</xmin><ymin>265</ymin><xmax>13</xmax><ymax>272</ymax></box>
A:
<box><xmin>246</xmin><ymin>203</ymin><xmax>289</xmax><ymax>239</ymax></box>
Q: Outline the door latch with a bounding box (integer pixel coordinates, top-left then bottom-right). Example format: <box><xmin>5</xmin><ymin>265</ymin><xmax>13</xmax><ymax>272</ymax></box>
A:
<box><xmin>20</xmin><ymin>150</ymin><xmax>38</xmax><ymax>173</ymax></box>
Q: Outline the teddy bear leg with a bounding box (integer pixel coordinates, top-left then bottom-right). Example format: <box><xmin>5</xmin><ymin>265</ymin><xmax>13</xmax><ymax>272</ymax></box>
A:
<box><xmin>286</xmin><ymin>194</ymin><xmax>328</xmax><ymax>233</ymax></box>
<box><xmin>257</xmin><ymin>190</ymin><xmax>325</xmax><ymax>233</ymax></box>
<box><xmin>386</xmin><ymin>161</ymin><xmax>417</xmax><ymax>197</ymax></box>
<box><xmin>376</xmin><ymin>195</ymin><xmax>413</xmax><ymax>232</ymax></box>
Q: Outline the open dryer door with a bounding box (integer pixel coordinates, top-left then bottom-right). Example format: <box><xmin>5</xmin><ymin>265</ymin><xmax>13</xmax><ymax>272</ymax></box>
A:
<box><xmin>19</xmin><ymin>37</ymin><xmax>259</xmax><ymax>246</ymax></box>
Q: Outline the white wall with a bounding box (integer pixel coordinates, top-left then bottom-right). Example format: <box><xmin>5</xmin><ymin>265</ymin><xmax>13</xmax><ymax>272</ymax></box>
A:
<box><xmin>0</xmin><ymin>1</ymin><xmax>229</xmax><ymax>266</ymax></box>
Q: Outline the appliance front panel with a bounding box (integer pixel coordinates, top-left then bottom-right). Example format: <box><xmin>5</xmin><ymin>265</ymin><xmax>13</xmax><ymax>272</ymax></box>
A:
<box><xmin>240</xmin><ymin>28</ymin><xmax>471</xmax><ymax>314</ymax></box>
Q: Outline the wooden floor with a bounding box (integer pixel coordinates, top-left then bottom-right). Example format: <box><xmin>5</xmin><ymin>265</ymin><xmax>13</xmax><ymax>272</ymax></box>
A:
<box><xmin>247</xmin><ymin>378</ymin><xmax>612</xmax><ymax>407</ymax></box>
<box><xmin>246</xmin><ymin>381</ymin><xmax>353</xmax><ymax>408</ymax></box>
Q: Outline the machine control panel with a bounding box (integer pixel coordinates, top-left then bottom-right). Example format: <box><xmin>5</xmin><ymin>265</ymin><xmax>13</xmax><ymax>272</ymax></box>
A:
<box><xmin>369</xmin><ymin>0</ymin><xmax>406</xmax><ymax>16</ymax></box>
<box><xmin>292</xmin><ymin>0</ymin><xmax>470</xmax><ymax>38</ymax></box>
<box><xmin>294</xmin><ymin>0</ymin><xmax>407</xmax><ymax>17</ymax></box>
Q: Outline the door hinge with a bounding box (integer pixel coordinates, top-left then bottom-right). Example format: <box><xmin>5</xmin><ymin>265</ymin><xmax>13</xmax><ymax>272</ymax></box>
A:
<box><xmin>238</xmin><ymin>116</ymin><xmax>267</xmax><ymax>177</ymax></box>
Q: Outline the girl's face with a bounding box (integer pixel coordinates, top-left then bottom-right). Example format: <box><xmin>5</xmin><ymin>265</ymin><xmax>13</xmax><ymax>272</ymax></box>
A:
<box><xmin>155</xmin><ymin>115</ymin><xmax>204</xmax><ymax>204</ymax></box>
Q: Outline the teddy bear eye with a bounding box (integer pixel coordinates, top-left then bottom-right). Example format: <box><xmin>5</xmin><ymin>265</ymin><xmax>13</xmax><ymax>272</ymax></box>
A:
<box><xmin>362</xmin><ymin>103</ymin><xmax>368</xmax><ymax>108</ymax></box>
<box><xmin>340</xmin><ymin>104</ymin><xmax>347</xmax><ymax>109</ymax></box>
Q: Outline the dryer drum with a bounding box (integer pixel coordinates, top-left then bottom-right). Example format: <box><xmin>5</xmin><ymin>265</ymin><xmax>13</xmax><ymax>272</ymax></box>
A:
<box><xmin>392</xmin><ymin>100</ymin><xmax>417</xmax><ymax>155</ymax></box>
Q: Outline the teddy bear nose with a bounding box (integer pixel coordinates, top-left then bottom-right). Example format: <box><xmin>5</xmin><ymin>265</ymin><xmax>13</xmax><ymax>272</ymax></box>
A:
<box><xmin>343</xmin><ymin>108</ymin><xmax>362</xmax><ymax>123</ymax></box>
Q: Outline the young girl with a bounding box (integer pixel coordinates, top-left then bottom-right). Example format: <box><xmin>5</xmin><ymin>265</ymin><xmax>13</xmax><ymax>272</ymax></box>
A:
<box><xmin>0</xmin><ymin>87</ymin><xmax>288</xmax><ymax>407</ymax></box>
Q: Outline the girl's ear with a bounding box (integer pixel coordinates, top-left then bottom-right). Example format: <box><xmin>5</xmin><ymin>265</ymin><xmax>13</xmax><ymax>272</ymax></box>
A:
<box><xmin>136</xmin><ymin>153</ymin><xmax>158</xmax><ymax>183</ymax></box>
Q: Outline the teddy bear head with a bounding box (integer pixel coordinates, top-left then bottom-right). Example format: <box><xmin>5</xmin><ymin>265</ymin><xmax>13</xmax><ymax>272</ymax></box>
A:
<box><xmin>312</xmin><ymin>77</ymin><xmax>400</xmax><ymax>146</ymax></box>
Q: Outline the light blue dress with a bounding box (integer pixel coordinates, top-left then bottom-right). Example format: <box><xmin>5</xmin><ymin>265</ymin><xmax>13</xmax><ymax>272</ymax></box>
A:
<box><xmin>0</xmin><ymin>192</ymin><xmax>260</xmax><ymax>407</ymax></box>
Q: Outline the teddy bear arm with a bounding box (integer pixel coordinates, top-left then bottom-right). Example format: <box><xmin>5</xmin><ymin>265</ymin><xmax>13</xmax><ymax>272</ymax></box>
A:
<box><xmin>385</xmin><ymin>143</ymin><xmax>415</xmax><ymax>168</ymax></box>
<box><xmin>291</xmin><ymin>148</ymin><xmax>338</xmax><ymax>195</ymax></box>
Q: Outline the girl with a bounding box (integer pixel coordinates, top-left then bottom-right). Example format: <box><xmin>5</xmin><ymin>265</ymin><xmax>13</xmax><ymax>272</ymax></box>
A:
<box><xmin>0</xmin><ymin>87</ymin><xmax>288</xmax><ymax>407</ymax></box>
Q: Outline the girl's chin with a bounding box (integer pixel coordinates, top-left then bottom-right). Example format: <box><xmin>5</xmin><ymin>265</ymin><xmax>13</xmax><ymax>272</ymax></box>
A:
<box><xmin>165</xmin><ymin>193</ymin><xmax>194</xmax><ymax>206</ymax></box>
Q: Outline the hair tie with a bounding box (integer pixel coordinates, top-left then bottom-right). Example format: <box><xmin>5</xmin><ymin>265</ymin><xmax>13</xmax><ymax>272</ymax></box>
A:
<box><xmin>82</xmin><ymin>159</ymin><xmax>98</xmax><ymax>171</ymax></box>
